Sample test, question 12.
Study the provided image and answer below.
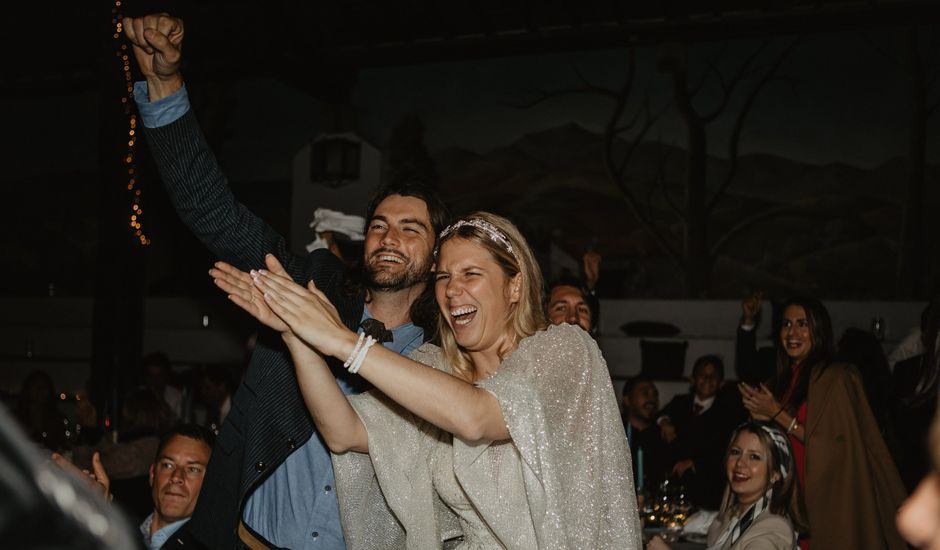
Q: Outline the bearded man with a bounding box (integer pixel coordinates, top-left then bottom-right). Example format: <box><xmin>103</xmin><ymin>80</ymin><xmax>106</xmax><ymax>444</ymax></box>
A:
<box><xmin>124</xmin><ymin>13</ymin><xmax>449</xmax><ymax>549</ymax></box>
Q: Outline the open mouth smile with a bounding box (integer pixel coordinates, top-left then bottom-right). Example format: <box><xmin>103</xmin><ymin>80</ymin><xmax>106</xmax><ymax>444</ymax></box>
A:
<box><xmin>375</xmin><ymin>254</ymin><xmax>404</xmax><ymax>264</ymax></box>
<box><xmin>731</xmin><ymin>471</ymin><xmax>750</xmax><ymax>482</ymax></box>
<box><xmin>450</xmin><ymin>305</ymin><xmax>478</xmax><ymax>326</ymax></box>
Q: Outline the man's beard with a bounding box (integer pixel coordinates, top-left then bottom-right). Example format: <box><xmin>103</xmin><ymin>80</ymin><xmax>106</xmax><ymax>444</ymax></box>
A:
<box><xmin>365</xmin><ymin>253</ymin><xmax>429</xmax><ymax>292</ymax></box>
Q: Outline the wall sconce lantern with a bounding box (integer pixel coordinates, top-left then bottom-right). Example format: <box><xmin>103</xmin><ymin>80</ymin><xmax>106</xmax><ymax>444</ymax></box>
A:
<box><xmin>310</xmin><ymin>137</ymin><xmax>361</xmax><ymax>189</ymax></box>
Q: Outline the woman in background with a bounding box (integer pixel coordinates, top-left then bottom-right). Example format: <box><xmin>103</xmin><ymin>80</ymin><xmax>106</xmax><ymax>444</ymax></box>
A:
<box><xmin>739</xmin><ymin>296</ymin><xmax>906</xmax><ymax>549</ymax></box>
<box><xmin>648</xmin><ymin>421</ymin><xmax>805</xmax><ymax>550</ymax></box>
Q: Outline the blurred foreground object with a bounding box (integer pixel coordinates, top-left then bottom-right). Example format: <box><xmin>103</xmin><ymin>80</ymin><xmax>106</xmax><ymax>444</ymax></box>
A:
<box><xmin>0</xmin><ymin>405</ymin><xmax>140</xmax><ymax>549</ymax></box>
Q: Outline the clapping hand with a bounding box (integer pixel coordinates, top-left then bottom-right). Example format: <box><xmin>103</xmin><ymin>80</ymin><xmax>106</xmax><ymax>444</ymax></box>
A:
<box><xmin>211</xmin><ymin>254</ymin><xmax>290</xmax><ymax>333</ymax></box>
<box><xmin>252</xmin><ymin>266</ymin><xmax>350</xmax><ymax>359</ymax></box>
<box><xmin>738</xmin><ymin>382</ymin><xmax>779</xmax><ymax>421</ymax></box>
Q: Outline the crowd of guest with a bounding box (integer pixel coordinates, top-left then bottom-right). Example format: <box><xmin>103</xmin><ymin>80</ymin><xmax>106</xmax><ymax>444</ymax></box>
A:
<box><xmin>626</xmin><ymin>292</ymin><xmax>940</xmax><ymax>549</ymax></box>
<box><xmin>7</xmin><ymin>278</ymin><xmax>940</xmax><ymax>549</ymax></box>
<box><xmin>2</xmin><ymin>12</ymin><xmax>937</xmax><ymax>548</ymax></box>
<box><xmin>3</xmin><ymin>355</ymin><xmax>238</xmax><ymax>531</ymax></box>
<box><xmin>13</xmin><ymin>286</ymin><xmax>940</xmax><ymax>548</ymax></box>
<box><xmin>7</xmin><ymin>272</ymin><xmax>940</xmax><ymax>550</ymax></box>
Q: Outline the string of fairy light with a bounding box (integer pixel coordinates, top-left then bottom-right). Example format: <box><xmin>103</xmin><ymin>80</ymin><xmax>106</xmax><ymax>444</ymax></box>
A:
<box><xmin>112</xmin><ymin>1</ymin><xmax>150</xmax><ymax>246</ymax></box>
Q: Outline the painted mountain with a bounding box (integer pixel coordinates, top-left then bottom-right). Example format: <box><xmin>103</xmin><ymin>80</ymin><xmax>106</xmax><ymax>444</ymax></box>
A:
<box><xmin>432</xmin><ymin>123</ymin><xmax>939</xmax><ymax>299</ymax></box>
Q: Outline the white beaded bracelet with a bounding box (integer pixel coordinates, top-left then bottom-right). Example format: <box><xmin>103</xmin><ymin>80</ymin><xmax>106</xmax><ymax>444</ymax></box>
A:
<box><xmin>348</xmin><ymin>335</ymin><xmax>377</xmax><ymax>374</ymax></box>
<box><xmin>343</xmin><ymin>332</ymin><xmax>366</xmax><ymax>369</ymax></box>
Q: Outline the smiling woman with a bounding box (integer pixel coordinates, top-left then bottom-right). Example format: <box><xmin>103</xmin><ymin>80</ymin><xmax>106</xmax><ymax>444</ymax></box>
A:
<box><xmin>233</xmin><ymin>211</ymin><xmax>642</xmax><ymax>549</ymax></box>
<box><xmin>649</xmin><ymin>421</ymin><xmax>804</xmax><ymax>550</ymax></box>
<box><xmin>738</xmin><ymin>296</ymin><xmax>907</xmax><ymax>550</ymax></box>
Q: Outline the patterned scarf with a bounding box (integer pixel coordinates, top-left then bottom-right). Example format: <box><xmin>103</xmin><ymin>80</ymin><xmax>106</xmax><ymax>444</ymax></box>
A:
<box><xmin>706</xmin><ymin>488</ymin><xmax>772</xmax><ymax>550</ymax></box>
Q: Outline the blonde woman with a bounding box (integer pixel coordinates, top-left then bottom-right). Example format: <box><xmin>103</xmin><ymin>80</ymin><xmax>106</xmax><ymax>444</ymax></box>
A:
<box><xmin>216</xmin><ymin>212</ymin><xmax>641</xmax><ymax>549</ymax></box>
<box><xmin>649</xmin><ymin>421</ymin><xmax>806</xmax><ymax>550</ymax></box>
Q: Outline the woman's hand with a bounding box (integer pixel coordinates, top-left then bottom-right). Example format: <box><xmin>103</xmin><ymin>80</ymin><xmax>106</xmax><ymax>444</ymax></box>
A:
<box><xmin>211</xmin><ymin>255</ymin><xmax>289</xmax><ymax>332</ymax></box>
<box><xmin>253</xmin><ymin>265</ymin><xmax>352</xmax><ymax>359</ymax></box>
<box><xmin>739</xmin><ymin>382</ymin><xmax>780</xmax><ymax>420</ymax></box>
<box><xmin>646</xmin><ymin>534</ymin><xmax>673</xmax><ymax>550</ymax></box>
<box><xmin>282</xmin><ymin>331</ymin><xmax>329</xmax><ymax>370</ymax></box>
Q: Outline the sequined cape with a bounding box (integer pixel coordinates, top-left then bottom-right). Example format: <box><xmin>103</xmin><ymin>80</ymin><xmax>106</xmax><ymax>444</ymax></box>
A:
<box><xmin>331</xmin><ymin>324</ymin><xmax>642</xmax><ymax>549</ymax></box>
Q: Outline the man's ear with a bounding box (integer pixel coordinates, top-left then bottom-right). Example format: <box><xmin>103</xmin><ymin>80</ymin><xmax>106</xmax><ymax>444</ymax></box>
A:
<box><xmin>149</xmin><ymin>463</ymin><xmax>155</xmax><ymax>488</ymax></box>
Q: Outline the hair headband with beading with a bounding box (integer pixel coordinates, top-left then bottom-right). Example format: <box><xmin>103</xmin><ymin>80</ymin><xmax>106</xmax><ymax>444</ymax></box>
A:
<box><xmin>436</xmin><ymin>218</ymin><xmax>516</xmax><ymax>259</ymax></box>
<box><xmin>758</xmin><ymin>423</ymin><xmax>791</xmax><ymax>480</ymax></box>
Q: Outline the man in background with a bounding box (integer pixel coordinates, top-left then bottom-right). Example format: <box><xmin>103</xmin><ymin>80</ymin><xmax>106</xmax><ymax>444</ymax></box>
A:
<box><xmin>621</xmin><ymin>375</ymin><xmax>672</xmax><ymax>491</ymax></box>
<box><xmin>141</xmin><ymin>424</ymin><xmax>214</xmax><ymax>550</ymax></box>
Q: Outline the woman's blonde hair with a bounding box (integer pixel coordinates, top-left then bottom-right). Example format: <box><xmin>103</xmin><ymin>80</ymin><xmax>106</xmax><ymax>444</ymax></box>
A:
<box><xmin>717</xmin><ymin>422</ymin><xmax>808</xmax><ymax>532</ymax></box>
<box><xmin>434</xmin><ymin>212</ymin><xmax>547</xmax><ymax>381</ymax></box>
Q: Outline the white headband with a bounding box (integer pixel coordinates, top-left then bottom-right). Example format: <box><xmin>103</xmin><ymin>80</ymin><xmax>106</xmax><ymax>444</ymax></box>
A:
<box><xmin>436</xmin><ymin>218</ymin><xmax>516</xmax><ymax>259</ymax></box>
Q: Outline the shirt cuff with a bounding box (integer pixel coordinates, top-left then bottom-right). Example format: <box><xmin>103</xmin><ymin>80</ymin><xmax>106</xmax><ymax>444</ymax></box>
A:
<box><xmin>739</xmin><ymin>323</ymin><xmax>755</xmax><ymax>331</ymax></box>
<box><xmin>133</xmin><ymin>81</ymin><xmax>190</xmax><ymax>128</ymax></box>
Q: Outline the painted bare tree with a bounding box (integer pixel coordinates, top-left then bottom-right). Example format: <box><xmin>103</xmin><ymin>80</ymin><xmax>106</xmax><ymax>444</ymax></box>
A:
<box><xmin>524</xmin><ymin>40</ymin><xmax>799</xmax><ymax>296</ymax></box>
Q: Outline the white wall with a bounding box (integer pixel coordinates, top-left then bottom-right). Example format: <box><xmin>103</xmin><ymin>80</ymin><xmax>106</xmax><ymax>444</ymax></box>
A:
<box><xmin>0</xmin><ymin>296</ymin><xmax>926</xmax><ymax>401</ymax></box>
<box><xmin>598</xmin><ymin>298</ymin><xmax>925</xmax><ymax>406</ymax></box>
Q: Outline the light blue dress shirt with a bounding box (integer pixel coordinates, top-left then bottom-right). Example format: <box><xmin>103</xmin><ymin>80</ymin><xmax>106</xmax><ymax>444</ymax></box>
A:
<box><xmin>240</xmin><ymin>308</ymin><xmax>423</xmax><ymax>549</ymax></box>
<box><xmin>140</xmin><ymin>514</ymin><xmax>189</xmax><ymax>550</ymax></box>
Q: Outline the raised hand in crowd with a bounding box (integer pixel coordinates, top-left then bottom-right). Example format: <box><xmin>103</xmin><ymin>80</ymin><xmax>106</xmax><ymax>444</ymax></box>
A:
<box><xmin>742</xmin><ymin>291</ymin><xmax>763</xmax><ymax>326</ymax></box>
<box><xmin>583</xmin><ymin>250</ymin><xmax>602</xmax><ymax>291</ymax></box>
<box><xmin>52</xmin><ymin>451</ymin><xmax>112</xmax><ymax>502</ymax></box>
<box><xmin>123</xmin><ymin>13</ymin><xmax>184</xmax><ymax>100</ymax></box>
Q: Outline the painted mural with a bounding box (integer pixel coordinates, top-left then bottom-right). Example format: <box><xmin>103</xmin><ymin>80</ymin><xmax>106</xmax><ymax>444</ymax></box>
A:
<box><xmin>354</xmin><ymin>29</ymin><xmax>940</xmax><ymax>299</ymax></box>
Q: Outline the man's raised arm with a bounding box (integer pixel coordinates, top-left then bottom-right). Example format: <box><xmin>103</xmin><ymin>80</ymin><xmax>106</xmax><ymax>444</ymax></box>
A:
<box><xmin>123</xmin><ymin>14</ymin><xmax>318</xmax><ymax>279</ymax></box>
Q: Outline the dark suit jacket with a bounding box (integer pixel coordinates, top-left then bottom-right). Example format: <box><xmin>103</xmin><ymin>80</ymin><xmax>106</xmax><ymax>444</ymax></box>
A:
<box><xmin>659</xmin><ymin>393</ymin><xmax>742</xmax><ymax>509</ymax></box>
<box><xmin>145</xmin><ymin>111</ymin><xmax>372</xmax><ymax>549</ymax></box>
<box><xmin>622</xmin><ymin>414</ymin><xmax>673</xmax><ymax>491</ymax></box>
<box><xmin>158</xmin><ymin>524</ymin><xmax>206</xmax><ymax>550</ymax></box>
<box><xmin>735</xmin><ymin>326</ymin><xmax>777</xmax><ymax>386</ymax></box>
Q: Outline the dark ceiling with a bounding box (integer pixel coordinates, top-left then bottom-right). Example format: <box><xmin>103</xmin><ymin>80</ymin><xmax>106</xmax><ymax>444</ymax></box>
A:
<box><xmin>5</xmin><ymin>0</ymin><xmax>940</xmax><ymax>99</ymax></box>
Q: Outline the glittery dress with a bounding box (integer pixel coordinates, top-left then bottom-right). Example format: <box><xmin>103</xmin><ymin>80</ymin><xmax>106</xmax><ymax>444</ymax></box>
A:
<box><xmin>331</xmin><ymin>324</ymin><xmax>642</xmax><ymax>549</ymax></box>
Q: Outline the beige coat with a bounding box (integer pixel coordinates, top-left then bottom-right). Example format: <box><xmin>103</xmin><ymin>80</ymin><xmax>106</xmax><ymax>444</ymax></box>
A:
<box><xmin>804</xmin><ymin>362</ymin><xmax>907</xmax><ymax>549</ymax></box>
<box><xmin>706</xmin><ymin>511</ymin><xmax>795</xmax><ymax>550</ymax></box>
